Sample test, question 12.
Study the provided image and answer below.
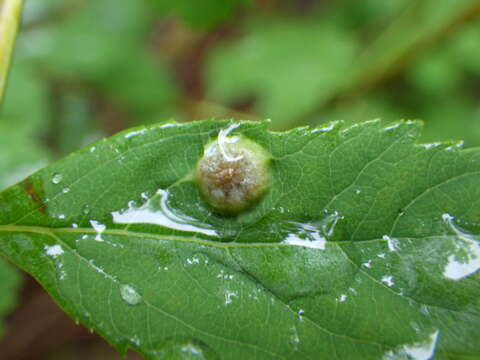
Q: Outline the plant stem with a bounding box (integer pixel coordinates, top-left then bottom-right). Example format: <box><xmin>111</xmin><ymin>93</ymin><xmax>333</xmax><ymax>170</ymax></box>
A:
<box><xmin>0</xmin><ymin>0</ymin><xmax>25</xmax><ymax>107</ymax></box>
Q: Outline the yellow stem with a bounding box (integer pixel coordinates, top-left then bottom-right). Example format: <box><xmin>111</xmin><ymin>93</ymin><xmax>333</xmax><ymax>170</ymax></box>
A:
<box><xmin>0</xmin><ymin>0</ymin><xmax>24</xmax><ymax>106</ymax></box>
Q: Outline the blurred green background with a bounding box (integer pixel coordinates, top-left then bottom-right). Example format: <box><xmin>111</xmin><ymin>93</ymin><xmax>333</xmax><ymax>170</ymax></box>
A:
<box><xmin>0</xmin><ymin>0</ymin><xmax>479</xmax><ymax>358</ymax></box>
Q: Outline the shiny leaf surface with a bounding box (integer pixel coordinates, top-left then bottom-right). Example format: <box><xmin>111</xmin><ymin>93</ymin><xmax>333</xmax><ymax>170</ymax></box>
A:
<box><xmin>0</xmin><ymin>120</ymin><xmax>479</xmax><ymax>359</ymax></box>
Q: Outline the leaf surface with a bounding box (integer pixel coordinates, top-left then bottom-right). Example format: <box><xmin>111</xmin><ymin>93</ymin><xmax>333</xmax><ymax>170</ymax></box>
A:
<box><xmin>0</xmin><ymin>120</ymin><xmax>479</xmax><ymax>359</ymax></box>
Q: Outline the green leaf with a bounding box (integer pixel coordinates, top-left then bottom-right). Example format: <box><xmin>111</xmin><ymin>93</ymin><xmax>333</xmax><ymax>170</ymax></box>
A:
<box><xmin>0</xmin><ymin>119</ymin><xmax>479</xmax><ymax>359</ymax></box>
<box><xmin>0</xmin><ymin>258</ymin><xmax>21</xmax><ymax>338</ymax></box>
<box><xmin>206</xmin><ymin>18</ymin><xmax>358</xmax><ymax>129</ymax></box>
<box><xmin>150</xmin><ymin>0</ymin><xmax>249</xmax><ymax>28</ymax></box>
<box><xmin>0</xmin><ymin>125</ymin><xmax>33</xmax><ymax>340</ymax></box>
<box><xmin>0</xmin><ymin>59</ymin><xmax>50</xmax><ymax>190</ymax></box>
<box><xmin>32</xmin><ymin>0</ymin><xmax>179</xmax><ymax>125</ymax></box>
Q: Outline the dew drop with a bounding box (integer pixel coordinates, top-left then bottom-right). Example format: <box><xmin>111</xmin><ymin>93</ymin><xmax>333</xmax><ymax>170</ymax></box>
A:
<box><xmin>44</xmin><ymin>244</ymin><xmax>64</xmax><ymax>258</ymax></box>
<box><xmin>153</xmin><ymin>337</ymin><xmax>218</xmax><ymax>360</ymax></box>
<box><xmin>51</xmin><ymin>173</ymin><xmax>63</xmax><ymax>184</ymax></box>
<box><xmin>111</xmin><ymin>190</ymin><xmax>217</xmax><ymax>237</ymax></box>
<box><xmin>297</xmin><ymin>308</ymin><xmax>305</xmax><ymax>320</ymax></box>
<box><xmin>82</xmin><ymin>205</ymin><xmax>91</xmax><ymax>215</ymax></box>
<box><xmin>62</xmin><ymin>187</ymin><xmax>70</xmax><ymax>194</ymax></box>
<box><xmin>120</xmin><ymin>284</ymin><xmax>142</xmax><ymax>305</ymax></box>
<box><xmin>384</xmin><ymin>330</ymin><xmax>439</xmax><ymax>360</ymax></box>
<box><xmin>381</xmin><ymin>275</ymin><xmax>394</xmax><ymax>287</ymax></box>
<box><xmin>442</xmin><ymin>213</ymin><xmax>480</xmax><ymax>280</ymax></box>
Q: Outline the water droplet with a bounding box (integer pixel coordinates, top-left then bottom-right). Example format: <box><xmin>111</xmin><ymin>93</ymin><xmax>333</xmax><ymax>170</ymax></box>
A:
<box><xmin>44</xmin><ymin>244</ymin><xmax>64</xmax><ymax>258</ymax></box>
<box><xmin>224</xmin><ymin>290</ymin><xmax>237</xmax><ymax>305</ymax></box>
<box><xmin>383</xmin><ymin>123</ymin><xmax>401</xmax><ymax>132</ymax></box>
<box><xmin>112</xmin><ymin>190</ymin><xmax>217</xmax><ymax>237</ymax></box>
<box><xmin>124</xmin><ymin>129</ymin><xmax>146</xmax><ymax>139</ymax></box>
<box><xmin>82</xmin><ymin>205</ymin><xmax>91</xmax><ymax>215</ymax></box>
<box><xmin>153</xmin><ymin>337</ymin><xmax>218</xmax><ymax>360</ymax></box>
<box><xmin>384</xmin><ymin>330</ymin><xmax>439</xmax><ymax>360</ymax></box>
<box><xmin>90</xmin><ymin>220</ymin><xmax>106</xmax><ymax>242</ymax></box>
<box><xmin>120</xmin><ymin>284</ymin><xmax>142</xmax><ymax>305</ymax></box>
<box><xmin>51</xmin><ymin>173</ymin><xmax>63</xmax><ymax>184</ymax></box>
<box><xmin>216</xmin><ymin>270</ymin><xmax>234</xmax><ymax>280</ymax></box>
<box><xmin>130</xmin><ymin>335</ymin><xmax>141</xmax><ymax>346</ymax></box>
<box><xmin>381</xmin><ymin>275</ymin><xmax>394</xmax><ymax>287</ymax></box>
<box><xmin>362</xmin><ymin>259</ymin><xmax>372</xmax><ymax>268</ymax></box>
<box><xmin>321</xmin><ymin>211</ymin><xmax>343</xmax><ymax>237</ymax></box>
<box><xmin>196</xmin><ymin>124</ymin><xmax>271</xmax><ymax>214</ymax></box>
<box><xmin>62</xmin><ymin>187</ymin><xmax>70</xmax><ymax>194</ymax></box>
<box><xmin>281</xmin><ymin>212</ymin><xmax>343</xmax><ymax>249</ymax></box>
<box><xmin>311</xmin><ymin>120</ymin><xmax>341</xmax><ymax>133</ymax></box>
<box><xmin>283</xmin><ymin>222</ymin><xmax>326</xmax><ymax>249</ymax></box>
<box><xmin>383</xmin><ymin>235</ymin><xmax>400</xmax><ymax>252</ymax></box>
<box><xmin>442</xmin><ymin>214</ymin><xmax>480</xmax><ymax>280</ymax></box>
<box><xmin>186</xmin><ymin>257</ymin><xmax>200</xmax><ymax>265</ymax></box>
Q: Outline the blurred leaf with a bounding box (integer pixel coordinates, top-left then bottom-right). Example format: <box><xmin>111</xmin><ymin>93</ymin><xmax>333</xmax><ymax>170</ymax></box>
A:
<box><xmin>0</xmin><ymin>58</ymin><xmax>50</xmax><ymax>189</ymax></box>
<box><xmin>51</xmin><ymin>93</ymin><xmax>101</xmax><ymax>155</ymax></box>
<box><xmin>0</xmin><ymin>120</ymin><xmax>479</xmax><ymax>359</ymax></box>
<box><xmin>285</xmin><ymin>0</ymin><xmax>480</xmax><ymax>129</ymax></box>
<box><xmin>206</xmin><ymin>17</ymin><xmax>358</xmax><ymax>129</ymax></box>
<box><xmin>353</xmin><ymin>0</ymin><xmax>480</xmax><ymax>78</ymax></box>
<box><xmin>333</xmin><ymin>0</ymin><xmax>409</xmax><ymax>30</ymax></box>
<box><xmin>150</xmin><ymin>0</ymin><xmax>249</xmax><ymax>28</ymax></box>
<box><xmin>39</xmin><ymin>0</ymin><xmax>150</xmax><ymax>78</ymax></box>
<box><xmin>97</xmin><ymin>52</ymin><xmax>179</xmax><ymax>125</ymax></box>
<box><xmin>0</xmin><ymin>258</ymin><xmax>21</xmax><ymax>339</ymax></box>
<box><xmin>449</xmin><ymin>23</ymin><xmax>480</xmax><ymax>75</ymax></box>
<box><xmin>1</xmin><ymin>58</ymin><xmax>49</xmax><ymax>133</ymax></box>
<box><xmin>420</xmin><ymin>96</ymin><xmax>480</xmax><ymax>147</ymax></box>
<box><xmin>0</xmin><ymin>121</ymin><xmax>48</xmax><ymax>190</ymax></box>
<box><xmin>0</xmin><ymin>112</ymin><xmax>34</xmax><ymax>340</ymax></box>
<box><xmin>407</xmin><ymin>53</ymin><xmax>463</xmax><ymax>96</ymax></box>
<box><xmin>33</xmin><ymin>0</ymin><xmax>178</xmax><ymax>125</ymax></box>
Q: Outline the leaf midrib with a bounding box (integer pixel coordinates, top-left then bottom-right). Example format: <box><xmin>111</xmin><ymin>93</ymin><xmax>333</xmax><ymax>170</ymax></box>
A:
<box><xmin>0</xmin><ymin>223</ymin><xmax>403</xmax><ymax>351</ymax></box>
<box><xmin>0</xmin><ymin>224</ymin><xmax>457</xmax><ymax>248</ymax></box>
<box><xmin>2</xmin><ymin>225</ymin><xmax>476</xmax><ymax>334</ymax></box>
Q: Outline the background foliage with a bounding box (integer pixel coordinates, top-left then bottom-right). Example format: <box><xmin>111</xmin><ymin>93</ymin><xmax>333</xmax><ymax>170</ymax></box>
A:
<box><xmin>1</xmin><ymin>0</ymin><xmax>480</xmax><ymax>358</ymax></box>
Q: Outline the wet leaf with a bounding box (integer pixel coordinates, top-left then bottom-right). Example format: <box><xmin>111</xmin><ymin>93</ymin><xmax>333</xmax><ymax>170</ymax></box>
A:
<box><xmin>0</xmin><ymin>119</ymin><xmax>479</xmax><ymax>359</ymax></box>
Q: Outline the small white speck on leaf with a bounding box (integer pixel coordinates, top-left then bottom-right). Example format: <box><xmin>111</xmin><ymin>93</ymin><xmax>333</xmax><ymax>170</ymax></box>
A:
<box><xmin>45</xmin><ymin>244</ymin><xmax>64</xmax><ymax>258</ymax></box>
